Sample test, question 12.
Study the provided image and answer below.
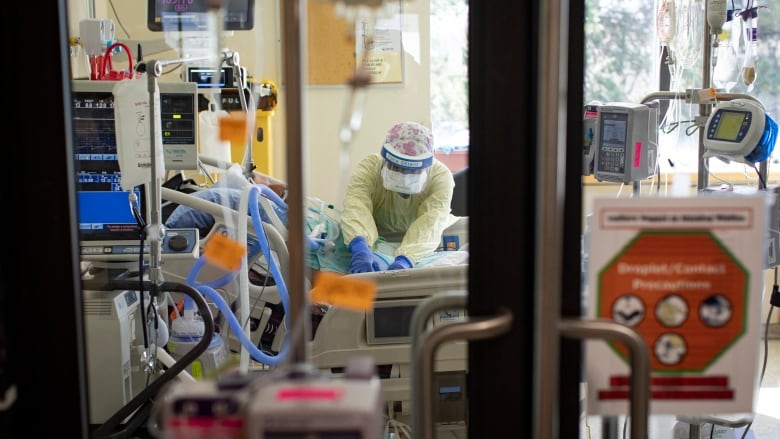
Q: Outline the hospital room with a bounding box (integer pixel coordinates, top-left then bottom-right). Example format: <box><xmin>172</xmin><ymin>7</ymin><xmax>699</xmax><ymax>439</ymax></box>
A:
<box><xmin>1</xmin><ymin>0</ymin><xmax>780</xmax><ymax>438</ymax></box>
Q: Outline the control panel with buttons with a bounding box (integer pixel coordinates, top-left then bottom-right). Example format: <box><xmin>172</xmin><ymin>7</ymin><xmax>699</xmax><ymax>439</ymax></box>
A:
<box><xmin>80</xmin><ymin>228</ymin><xmax>199</xmax><ymax>261</ymax></box>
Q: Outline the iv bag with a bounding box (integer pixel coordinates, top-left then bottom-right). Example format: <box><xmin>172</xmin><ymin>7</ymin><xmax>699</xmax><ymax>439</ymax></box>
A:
<box><xmin>741</xmin><ymin>12</ymin><xmax>758</xmax><ymax>88</ymax></box>
<box><xmin>712</xmin><ymin>17</ymin><xmax>739</xmax><ymax>91</ymax></box>
<box><xmin>199</xmin><ymin>107</ymin><xmax>232</xmax><ymax>172</ymax></box>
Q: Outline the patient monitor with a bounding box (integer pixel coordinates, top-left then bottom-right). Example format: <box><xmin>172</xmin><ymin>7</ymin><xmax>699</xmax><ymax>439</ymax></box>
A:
<box><xmin>72</xmin><ymin>80</ymin><xmax>199</xmax><ymax>171</ymax></box>
<box><xmin>71</xmin><ymin>80</ymin><xmax>200</xmax><ymax>262</ymax></box>
<box><xmin>593</xmin><ymin>102</ymin><xmax>659</xmax><ymax>183</ymax></box>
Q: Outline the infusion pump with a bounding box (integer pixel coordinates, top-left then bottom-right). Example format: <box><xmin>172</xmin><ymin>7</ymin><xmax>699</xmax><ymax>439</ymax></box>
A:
<box><xmin>593</xmin><ymin>102</ymin><xmax>659</xmax><ymax>183</ymax></box>
<box><xmin>702</xmin><ymin>98</ymin><xmax>776</xmax><ymax>164</ymax></box>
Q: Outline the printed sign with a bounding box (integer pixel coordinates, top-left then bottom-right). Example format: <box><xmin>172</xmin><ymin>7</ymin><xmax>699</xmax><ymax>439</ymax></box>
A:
<box><xmin>585</xmin><ymin>195</ymin><xmax>766</xmax><ymax>415</ymax></box>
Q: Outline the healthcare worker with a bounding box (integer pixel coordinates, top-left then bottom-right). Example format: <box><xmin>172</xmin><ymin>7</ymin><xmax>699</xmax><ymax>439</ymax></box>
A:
<box><xmin>341</xmin><ymin>121</ymin><xmax>459</xmax><ymax>273</ymax></box>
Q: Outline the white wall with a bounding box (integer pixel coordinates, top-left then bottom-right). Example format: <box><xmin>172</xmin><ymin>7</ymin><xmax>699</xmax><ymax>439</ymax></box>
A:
<box><xmin>67</xmin><ymin>0</ymin><xmax>430</xmax><ymax>205</ymax></box>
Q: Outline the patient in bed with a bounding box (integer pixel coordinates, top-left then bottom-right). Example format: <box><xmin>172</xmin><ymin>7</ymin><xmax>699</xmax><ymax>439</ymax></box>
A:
<box><xmin>164</xmin><ymin>129</ymin><xmax>463</xmax><ymax>276</ymax></box>
<box><xmin>163</xmin><ymin>183</ymin><xmax>465</xmax><ymax>276</ymax></box>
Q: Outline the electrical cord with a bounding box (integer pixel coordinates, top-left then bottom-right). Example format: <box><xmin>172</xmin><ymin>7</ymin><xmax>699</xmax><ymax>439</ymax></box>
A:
<box><xmin>108</xmin><ymin>0</ymin><xmax>132</xmax><ymax>39</ymax></box>
<box><xmin>660</xmin><ymin>119</ymin><xmax>697</xmax><ymax>134</ymax></box>
<box><xmin>129</xmin><ymin>190</ymin><xmax>151</xmax><ymax>351</ymax></box>
<box><xmin>137</xmin><ymin>233</ymin><xmax>150</xmax><ymax>350</ymax></box>
<box><xmin>222</xmin><ymin>262</ymin><xmax>272</xmax><ymax>352</ymax></box>
<box><xmin>753</xmin><ymin>163</ymin><xmax>767</xmax><ymax>190</ymax></box>
<box><xmin>684</xmin><ymin>123</ymin><xmax>701</xmax><ymax>136</ymax></box>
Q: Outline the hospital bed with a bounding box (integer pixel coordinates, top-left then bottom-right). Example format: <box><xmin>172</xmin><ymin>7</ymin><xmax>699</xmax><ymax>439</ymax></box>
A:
<box><xmin>309</xmin><ymin>264</ymin><xmax>469</xmax><ymax>411</ymax></box>
<box><xmin>158</xmin><ymin>181</ymin><xmax>470</xmax><ymax>404</ymax></box>
<box><xmin>160</xmin><ymin>178</ymin><xmax>468</xmax><ymax>337</ymax></box>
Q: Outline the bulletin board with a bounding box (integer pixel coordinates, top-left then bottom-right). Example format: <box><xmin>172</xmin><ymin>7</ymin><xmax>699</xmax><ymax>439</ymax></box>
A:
<box><xmin>307</xmin><ymin>0</ymin><xmax>356</xmax><ymax>85</ymax></box>
<box><xmin>306</xmin><ymin>0</ymin><xmax>404</xmax><ymax>86</ymax></box>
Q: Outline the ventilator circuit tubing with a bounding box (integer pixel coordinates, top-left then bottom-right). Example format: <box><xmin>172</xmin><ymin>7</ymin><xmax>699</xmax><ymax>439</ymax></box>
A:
<box><xmin>183</xmin><ymin>183</ymin><xmax>320</xmax><ymax>371</ymax></box>
<box><xmin>185</xmin><ymin>258</ymin><xmax>289</xmax><ymax>367</ymax></box>
<box><xmin>249</xmin><ymin>183</ymin><xmax>322</xmax><ymax>250</ymax></box>
<box><xmin>180</xmin><ymin>184</ymin><xmax>293</xmax><ymax>368</ymax></box>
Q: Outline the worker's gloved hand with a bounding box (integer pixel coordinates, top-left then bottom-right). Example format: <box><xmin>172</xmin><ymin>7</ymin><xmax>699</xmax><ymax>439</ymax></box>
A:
<box><xmin>388</xmin><ymin>255</ymin><xmax>414</xmax><ymax>271</ymax></box>
<box><xmin>348</xmin><ymin>236</ymin><xmax>380</xmax><ymax>274</ymax></box>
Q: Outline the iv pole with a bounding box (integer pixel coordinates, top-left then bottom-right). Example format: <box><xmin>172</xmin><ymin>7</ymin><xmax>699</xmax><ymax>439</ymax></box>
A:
<box><xmin>281</xmin><ymin>0</ymin><xmax>311</xmax><ymax>365</ymax></box>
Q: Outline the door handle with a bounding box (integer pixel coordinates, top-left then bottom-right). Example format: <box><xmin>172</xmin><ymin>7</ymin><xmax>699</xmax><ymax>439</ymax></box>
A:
<box><xmin>559</xmin><ymin>318</ymin><xmax>650</xmax><ymax>439</ymax></box>
<box><xmin>411</xmin><ymin>295</ymin><xmax>513</xmax><ymax>439</ymax></box>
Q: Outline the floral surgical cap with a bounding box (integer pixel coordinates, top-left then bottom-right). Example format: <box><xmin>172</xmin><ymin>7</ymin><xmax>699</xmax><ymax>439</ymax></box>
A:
<box><xmin>384</xmin><ymin>121</ymin><xmax>434</xmax><ymax>157</ymax></box>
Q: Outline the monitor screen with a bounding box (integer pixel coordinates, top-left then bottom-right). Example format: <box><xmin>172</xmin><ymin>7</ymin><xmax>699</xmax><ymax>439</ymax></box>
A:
<box><xmin>365</xmin><ymin>299</ymin><xmax>420</xmax><ymax>344</ymax></box>
<box><xmin>712</xmin><ymin>110</ymin><xmax>748</xmax><ymax>142</ymax></box>
<box><xmin>372</xmin><ymin>305</ymin><xmax>415</xmax><ymax>339</ymax></box>
<box><xmin>188</xmin><ymin>66</ymin><xmax>233</xmax><ymax>88</ymax></box>
<box><xmin>596</xmin><ymin>111</ymin><xmax>628</xmax><ymax>174</ymax></box>
<box><xmin>71</xmin><ymin>80</ymin><xmax>198</xmax><ymax>260</ymax></box>
<box><xmin>147</xmin><ymin>0</ymin><xmax>255</xmax><ymax>32</ymax></box>
<box><xmin>71</xmin><ymin>81</ymin><xmax>146</xmax><ymax>247</ymax></box>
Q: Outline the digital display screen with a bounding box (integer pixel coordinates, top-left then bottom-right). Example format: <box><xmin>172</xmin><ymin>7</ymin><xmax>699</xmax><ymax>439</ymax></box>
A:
<box><xmin>71</xmin><ymin>88</ymin><xmax>145</xmax><ymax>243</ymax></box>
<box><xmin>713</xmin><ymin>110</ymin><xmax>748</xmax><ymax>142</ymax></box>
<box><xmin>596</xmin><ymin>111</ymin><xmax>628</xmax><ymax>174</ymax></box>
<box><xmin>439</xmin><ymin>385</ymin><xmax>462</xmax><ymax>394</ymax></box>
<box><xmin>159</xmin><ymin>93</ymin><xmax>196</xmax><ymax>145</ymax></box>
<box><xmin>188</xmin><ymin>66</ymin><xmax>232</xmax><ymax>88</ymax></box>
<box><xmin>599</xmin><ymin>112</ymin><xmax>628</xmax><ymax>151</ymax></box>
<box><xmin>72</xmin><ymin>81</ymin><xmax>197</xmax><ymax>245</ymax></box>
<box><xmin>148</xmin><ymin>0</ymin><xmax>255</xmax><ymax>32</ymax></box>
<box><xmin>372</xmin><ymin>305</ymin><xmax>416</xmax><ymax>339</ymax></box>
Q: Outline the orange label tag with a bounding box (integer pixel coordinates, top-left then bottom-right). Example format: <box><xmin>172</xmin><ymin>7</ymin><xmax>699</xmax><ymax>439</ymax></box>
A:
<box><xmin>218</xmin><ymin>113</ymin><xmax>248</xmax><ymax>146</ymax></box>
<box><xmin>310</xmin><ymin>272</ymin><xmax>377</xmax><ymax>311</ymax></box>
<box><xmin>202</xmin><ymin>233</ymin><xmax>246</xmax><ymax>271</ymax></box>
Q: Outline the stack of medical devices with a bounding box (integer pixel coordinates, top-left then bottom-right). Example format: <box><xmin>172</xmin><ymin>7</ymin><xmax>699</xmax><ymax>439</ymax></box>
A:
<box><xmin>72</xmin><ymin>53</ymin><xmax>291</xmax><ymax>433</ymax></box>
<box><xmin>75</xmin><ymin>71</ymin><xmax>311</xmax><ymax>435</ymax></box>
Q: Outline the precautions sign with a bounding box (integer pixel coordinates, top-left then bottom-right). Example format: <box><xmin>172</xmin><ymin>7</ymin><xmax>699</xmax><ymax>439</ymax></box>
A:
<box><xmin>585</xmin><ymin>196</ymin><xmax>766</xmax><ymax>415</ymax></box>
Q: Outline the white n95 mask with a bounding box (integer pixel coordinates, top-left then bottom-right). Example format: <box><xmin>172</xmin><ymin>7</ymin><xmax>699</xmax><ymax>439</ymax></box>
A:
<box><xmin>381</xmin><ymin>166</ymin><xmax>428</xmax><ymax>194</ymax></box>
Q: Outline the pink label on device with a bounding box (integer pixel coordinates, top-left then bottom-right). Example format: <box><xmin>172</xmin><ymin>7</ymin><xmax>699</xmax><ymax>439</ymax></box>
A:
<box><xmin>633</xmin><ymin>142</ymin><xmax>642</xmax><ymax>167</ymax></box>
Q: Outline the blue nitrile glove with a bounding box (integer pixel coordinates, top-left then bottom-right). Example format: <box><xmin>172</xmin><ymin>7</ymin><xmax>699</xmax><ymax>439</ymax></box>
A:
<box><xmin>348</xmin><ymin>236</ymin><xmax>380</xmax><ymax>273</ymax></box>
<box><xmin>388</xmin><ymin>255</ymin><xmax>414</xmax><ymax>271</ymax></box>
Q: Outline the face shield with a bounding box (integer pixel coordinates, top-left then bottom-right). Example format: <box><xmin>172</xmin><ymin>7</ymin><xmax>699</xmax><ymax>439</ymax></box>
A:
<box><xmin>380</xmin><ymin>145</ymin><xmax>433</xmax><ymax>194</ymax></box>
